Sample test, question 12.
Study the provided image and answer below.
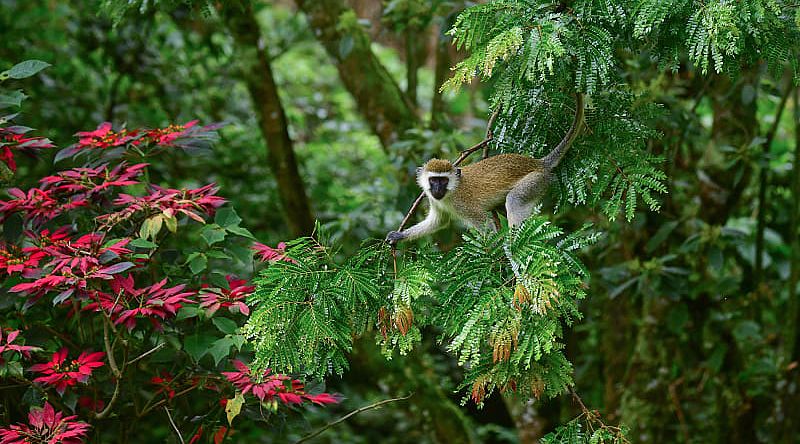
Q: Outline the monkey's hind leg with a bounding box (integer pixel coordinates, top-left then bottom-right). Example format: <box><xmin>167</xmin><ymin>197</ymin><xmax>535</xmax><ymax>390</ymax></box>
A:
<box><xmin>506</xmin><ymin>171</ymin><xmax>550</xmax><ymax>227</ymax></box>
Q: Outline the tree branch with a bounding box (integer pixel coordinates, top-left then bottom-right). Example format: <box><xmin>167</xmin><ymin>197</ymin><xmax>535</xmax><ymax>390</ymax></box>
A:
<box><xmin>754</xmin><ymin>73</ymin><xmax>793</xmax><ymax>281</ymax></box>
<box><xmin>294</xmin><ymin>394</ymin><xmax>412</xmax><ymax>444</ymax></box>
<box><xmin>295</xmin><ymin>0</ymin><xmax>418</xmax><ymax>149</ymax></box>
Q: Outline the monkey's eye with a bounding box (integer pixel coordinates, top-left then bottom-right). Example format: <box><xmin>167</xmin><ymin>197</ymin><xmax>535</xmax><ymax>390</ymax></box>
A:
<box><xmin>429</xmin><ymin>177</ymin><xmax>449</xmax><ymax>187</ymax></box>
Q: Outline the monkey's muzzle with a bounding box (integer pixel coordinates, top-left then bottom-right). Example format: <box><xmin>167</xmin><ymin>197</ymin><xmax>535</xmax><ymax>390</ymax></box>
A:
<box><xmin>428</xmin><ymin>177</ymin><xmax>449</xmax><ymax>200</ymax></box>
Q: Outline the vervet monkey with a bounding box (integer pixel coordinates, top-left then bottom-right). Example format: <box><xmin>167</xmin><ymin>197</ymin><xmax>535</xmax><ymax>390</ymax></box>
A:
<box><xmin>387</xmin><ymin>93</ymin><xmax>584</xmax><ymax>244</ymax></box>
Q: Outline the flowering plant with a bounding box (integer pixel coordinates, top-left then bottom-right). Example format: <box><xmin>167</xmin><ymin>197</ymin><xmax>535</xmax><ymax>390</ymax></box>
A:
<box><xmin>0</xmin><ymin>402</ymin><xmax>90</xmax><ymax>444</ymax></box>
<box><xmin>0</xmin><ymin>65</ymin><xmax>339</xmax><ymax>442</ymax></box>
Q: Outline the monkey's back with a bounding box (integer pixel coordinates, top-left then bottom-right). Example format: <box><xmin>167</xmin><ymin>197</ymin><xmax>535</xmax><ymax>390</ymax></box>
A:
<box><xmin>451</xmin><ymin>154</ymin><xmax>543</xmax><ymax>212</ymax></box>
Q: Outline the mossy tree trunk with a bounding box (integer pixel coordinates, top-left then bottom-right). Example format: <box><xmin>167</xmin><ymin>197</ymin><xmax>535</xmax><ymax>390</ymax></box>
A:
<box><xmin>295</xmin><ymin>0</ymin><xmax>418</xmax><ymax>150</ymax></box>
<box><xmin>220</xmin><ymin>3</ymin><xmax>315</xmax><ymax>237</ymax></box>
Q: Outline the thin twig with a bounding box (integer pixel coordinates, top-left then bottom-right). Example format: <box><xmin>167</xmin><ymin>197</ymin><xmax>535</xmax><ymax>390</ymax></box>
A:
<box><xmin>94</xmin><ymin>379</ymin><xmax>120</xmax><ymax>420</ymax></box>
<box><xmin>668</xmin><ymin>377</ymin><xmax>690</xmax><ymax>443</ymax></box>
<box><xmin>483</xmin><ymin>106</ymin><xmax>502</xmax><ymax>158</ymax></box>
<box><xmin>568</xmin><ymin>386</ymin><xmax>629</xmax><ymax>442</ymax></box>
<box><xmin>140</xmin><ymin>384</ymin><xmax>200</xmax><ymax>417</ymax></box>
<box><xmin>164</xmin><ymin>406</ymin><xmax>185</xmax><ymax>444</ymax></box>
<box><xmin>127</xmin><ymin>343</ymin><xmax>165</xmax><ymax>366</ymax></box>
<box><xmin>568</xmin><ymin>385</ymin><xmax>591</xmax><ymax>415</ymax></box>
<box><xmin>103</xmin><ymin>318</ymin><xmax>121</xmax><ymax>377</ymax></box>
<box><xmin>294</xmin><ymin>394</ymin><xmax>412</xmax><ymax>444</ymax></box>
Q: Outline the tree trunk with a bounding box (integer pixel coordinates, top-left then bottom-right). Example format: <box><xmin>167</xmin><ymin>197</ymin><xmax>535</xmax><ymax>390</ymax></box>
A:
<box><xmin>405</xmin><ymin>31</ymin><xmax>418</xmax><ymax>108</ymax></box>
<box><xmin>295</xmin><ymin>0</ymin><xmax>418</xmax><ymax>149</ymax></box>
<box><xmin>702</xmin><ymin>71</ymin><xmax>759</xmax><ymax>226</ymax></box>
<box><xmin>431</xmin><ymin>17</ymin><xmax>451</xmax><ymax>130</ymax></box>
<box><xmin>220</xmin><ymin>4</ymin><xmax>315</xmax><ymax>237</ymax></box>
<box><xmin>779</xmin><ymin>87</ymin><xmax>800</xmax><ymax>444</ymax></box>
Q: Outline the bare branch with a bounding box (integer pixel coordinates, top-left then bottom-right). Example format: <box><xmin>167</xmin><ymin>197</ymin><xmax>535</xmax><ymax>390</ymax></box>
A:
<box><xmin>164</xmin><ymin>406</ymin><xmax>185</xmax><ymax>444</ymax></box>
<box><xmin>295</xmin><ymin>394</ymin><xmax>412</xmax><ymax>444</ymax></box>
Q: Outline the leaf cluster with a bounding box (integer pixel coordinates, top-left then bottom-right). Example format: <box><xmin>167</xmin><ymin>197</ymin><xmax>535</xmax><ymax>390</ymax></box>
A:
<box><xmin>246</xmin><ymin>218</ymin><xmax>599</xmax><ymax>405</ymax></box>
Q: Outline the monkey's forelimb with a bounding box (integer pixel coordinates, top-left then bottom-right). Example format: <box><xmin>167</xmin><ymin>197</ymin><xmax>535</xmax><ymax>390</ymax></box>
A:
<box><xmin>387</xmin><ymin>210</ymin><xmax>448</xmax><ymax>245</ymax></box>
<box><xmin>392</xmin><ymin>137</ymin><xmax>493</xmax><ymax>239</ymax></box>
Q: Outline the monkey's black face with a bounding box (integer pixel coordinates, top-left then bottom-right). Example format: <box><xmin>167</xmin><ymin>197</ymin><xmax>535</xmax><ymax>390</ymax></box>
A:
<box><xmin>428</xmin><ymin>177</ymin><xmax>449</xmax><ymax>200</ymax></box>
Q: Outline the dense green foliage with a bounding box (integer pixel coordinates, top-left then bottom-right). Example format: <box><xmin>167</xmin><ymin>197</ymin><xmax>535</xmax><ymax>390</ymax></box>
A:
<box><xmin>3</xmin><ymin>0</ymin><xmax>800</xmax><ymax>443</ymax></box>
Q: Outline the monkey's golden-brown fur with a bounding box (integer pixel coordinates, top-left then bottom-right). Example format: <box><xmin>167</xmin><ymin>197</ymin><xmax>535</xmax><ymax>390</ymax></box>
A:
<box><xmin>424</xmin><ymin>158</ymin><xmax>457</xmax><ymax>173</ymax></box>
<box><xmin>387</xmin><ymin>93</ymin><xmax>584</xmax><ymax>244</ymax></box>
<box><xmin>422</xmin><ymin>155</ymin><xmax>544</xmax><ymax>222</ymax></box>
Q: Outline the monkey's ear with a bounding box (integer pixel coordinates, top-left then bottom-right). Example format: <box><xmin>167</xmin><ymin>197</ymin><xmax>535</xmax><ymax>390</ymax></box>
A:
<box><xmin>416</xmin><ymin>166</ymin><xmax>423</xmax><ymax>175</ymax></box>
<box><xmin>456</xmin><ymin>168</ymin><xmax>462</xmax><ymax>177</ymax></box>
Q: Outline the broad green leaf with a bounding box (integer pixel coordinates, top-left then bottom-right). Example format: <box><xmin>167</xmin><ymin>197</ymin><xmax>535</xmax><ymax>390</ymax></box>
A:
<box><xmin>6</xmin><ymin>60</ymin><xmax>51</xmax><ymax>79</ymax></box>
<box><xmin>139</xmin><ymin>216</ymin><xmax>163</xmax><ymax>240</ymax></box>
<box><xmin>207</xmin><ymin>272</ymin><xmax>230</xmax><ymax>289</ymax></box>
<box><xmin>209</xmin><ymin>336</ymin><xmax>236</xmax><ymax>366</ymax></box>
<box><xmin>201</xmin><ymin>225</ymin><xmax>226</xmax><ymax>246</ymax></box>
<box><xmin>164</xmin><ymin>214</ymin><xmax>177</xmax><ymax>233</ymax></box>
<box><xmin>129</xmin><ymin>238</ymin><xmax>158</xmax><ymax>249</ymax></box>
<box><xmin>212</xmin><ymin>317</ymin><xmax>239</xmax><ymax>335</ymax></box>
<box><xmin>176</xmin><ymin>306</ymin><xmax>201</xmax><ymax>321</ymax></box>
<box><xmin>226</xmin><ymin>226</ymin><xmax>254</xmax><ymax>239</ymax></box>
<box><xmin>183</xmin><ymin>333</ymin><xmax>216</xmax><ymax>361</ymax></box>
<box><xmin>205</xmin><ymin>250</ymin><xmax>231</xmax><ymax>260</ymax></box>
<box><xmin>228</xmin><ymin>244</ymin><xmax>253</xmax><ymax>264</ymax></box>
<box><xmin>0</xmin><ymin>90</ymin><xmax>26</xmax><ymax>108</ymax></box>
<box><xmin>215</xmin><ymin>208</ymin><xmax>242</xmax><ymax>228</ymax></box>
<box><xmin>189</xmin><ymin>254</ymin><xmax>207</xmax><ymax>274</ymax></box>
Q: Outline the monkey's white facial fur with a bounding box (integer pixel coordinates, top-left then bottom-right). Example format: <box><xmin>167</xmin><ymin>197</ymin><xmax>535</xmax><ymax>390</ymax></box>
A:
<box><xmin>418</xmin><ymin>168</ymin><xmax>460</xmax><ymax>200</ymax></box>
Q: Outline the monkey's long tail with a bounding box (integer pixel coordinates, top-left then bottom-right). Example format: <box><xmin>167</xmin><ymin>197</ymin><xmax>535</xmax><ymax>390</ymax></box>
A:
<box><xmin>541</xmin><ymin>92</ymin><xmax>585</xmax><ymax>170</ymax></box>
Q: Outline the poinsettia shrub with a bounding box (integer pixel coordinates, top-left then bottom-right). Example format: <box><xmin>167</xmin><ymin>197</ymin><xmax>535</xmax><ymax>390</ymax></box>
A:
<box><xmin>0</xmin><ymin>62</ymin><xmax>338</xmax><ymax>443</ymax></box>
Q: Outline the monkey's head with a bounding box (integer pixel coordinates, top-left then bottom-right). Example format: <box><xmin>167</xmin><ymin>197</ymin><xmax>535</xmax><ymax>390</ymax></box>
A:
<box><xmin>418</xmin><ymin>159</ymin><xmax>461</xmax><ymax>200</ymax></box>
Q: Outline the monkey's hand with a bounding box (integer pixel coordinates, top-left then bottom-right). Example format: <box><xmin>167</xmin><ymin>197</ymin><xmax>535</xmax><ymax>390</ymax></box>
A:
<box><xmin>386</xmin><ymin>231</ymin><xmax>406</xmax><ymax>245</ymax></box>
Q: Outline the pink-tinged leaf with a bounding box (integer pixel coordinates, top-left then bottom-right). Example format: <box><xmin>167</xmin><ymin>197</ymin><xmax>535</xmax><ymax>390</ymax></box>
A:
<box><xmin>6</xmin><ymin>330</ymin><xmax>19</xmax><ymax>343</ymax></box>
<box><xmin>234</xmin><ymin>302</ymin><xmax>249</xmax><ymax>316</ymax></box>
<box><xmin>52</xmin><ymin>289</ymin><xmax>74</xmax><ymax>305</ymax></box>
<box><xmin>277</xmin><ymin>392</ymin><xmax>303</xmax><ymax>404</ymax></box>
<box><xmin>306</xmin><ymin>393</ymin><xmax>341</xmax><ymax>405</ymax></box>
<box><xmin>97</xmin><ymin>262</ymin><xmax>135</xmax><ymax>275</ymax></box>
<box><xmin>54</xmin><ymin>145</ymin><xmax>82</xmax><ymax>163</ymax></box>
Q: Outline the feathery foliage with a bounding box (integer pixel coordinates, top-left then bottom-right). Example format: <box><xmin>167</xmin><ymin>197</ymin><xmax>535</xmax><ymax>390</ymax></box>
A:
<box><xmin>245</xmin><ymin>218</ymin><xmax>598</xmax><ymax>407</ymax></box>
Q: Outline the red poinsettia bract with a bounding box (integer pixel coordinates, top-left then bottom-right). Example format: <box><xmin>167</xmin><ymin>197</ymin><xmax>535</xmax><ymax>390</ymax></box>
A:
<box><xmin>39</xmin><ymin>162</ymin><xmax>147</xmax><ymax>199</ymax></box>
<box><xmin>150</xmin><ymin>371</ymin><xmax>177</xmax><ymax>400</ymax></box>
<box><xmin>0</xmin><ymin>329</ymin><xmax>40</xmax><ymax>364</ymax></box>
<box><xmin>76</xmin><ymin>122</ymin><xmax>135</xmax><ymax>149</ymax></box>
<box><xmin>84</xmin><ymin>274</ymin><xmax>195</xmax><ymax>331</ymax></box>
<box><xmin>222</xmin><ymin>360</ymin><xmax>340</xmax><ymax>406</ymax></box>
<box><xmin>29</xmin><ymin>348</ymin><xmax>104</xmax><ymax>395</ymax></box>
<box><xmin>0</xmin><ymin>402</ymin><xmax>90</xmax><ymax>444</ymax></box>
<box><xmin>97</xmin><ymin>184</ymin><xmax>225</xmax><ymax>227</ymax></box>
<box><xmin>199</xmin><ymin>276</ymin><xmax>254</xmax><ymax>316</ymax></box>
<box><xmin>0</xmin><ymin>187</ymin><xmax>87</xmax><ymax>225</ymax></box>
<box><xmin>0</xmin><ymin>244</ymin><xmax>45</xmax><ymax>278</ymax></box>
<box><xmin>144</xmin><ymin>120</ymin><xmax>198</xmax><ymax>146</ymax></box>
<box><xmin>61</xmin><ymin>120</ymin><xmax>219</xmax><ymax>158</ymax></box>
<box><xmin>0</xmin><ymin>126</ymin><xmax>54</xmax><ymax>172</ymax></box>
<box><xmin>252</xmin><ymin>242</ymin><xmax>296</xmax><ymax>264</ymax></box>
<box><xmin>21</xmin><ymin>227</ymin><xmax>72</xmax><ymax>258</ymax></box>
<box><xmin>10</xmin><ymin>233</ymin><xmax>133</xmax><ymax>303</ymax></box>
